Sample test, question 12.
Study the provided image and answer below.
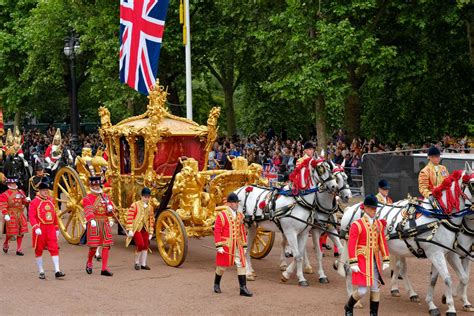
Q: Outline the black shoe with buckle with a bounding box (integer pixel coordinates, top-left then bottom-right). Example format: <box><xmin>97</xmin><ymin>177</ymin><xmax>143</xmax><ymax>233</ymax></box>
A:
<box><xmin>55</xmin><ymin>271</ymin><xmax>66</xmax><ymax>278</ymax></box>
<box><xmin>101</xmin><ymin>269</ymin><xmax>113</xmax><ymax>276</ymax></box>
<box><xmin>141</xmin><ymin>265</ymin><xmax>151</xmax><ymax>270</ymax></box>
<box><xmin>134</xmin><ymin>264</ymin><xmax>140</xmax><ymax>270</ymax></box>
<box><xmin>39</xmin><ymin>272</ymin><xmax>46</xmax><ymax>280</ymax></box>
<box><xmin>16</xmin><ymin>251</ymin><xmax>24</xmax><ymax>256</ymax></box>
<box><xmin>86</xmin><ymin>263</ymin><xmax>93</xmax><ymax>274</ymax></box>
<box><xmin>2</xmin><ymin>247</ymin><xmax>8</xmax><ymax>254</ymax></box>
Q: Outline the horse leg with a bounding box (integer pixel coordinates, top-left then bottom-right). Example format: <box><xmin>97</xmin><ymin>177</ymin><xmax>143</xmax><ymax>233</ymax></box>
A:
<box><xmin>311</xmin><ymin>229</ymin><xmax>328</xmax><ymax>283</ymax></box>
<box><xmin>426</xmin><ymin>264</ymin><xmax>440</xmax><ymax>315</ymax></box>
<box><xmin>280</xmin><ymin>234</ymin><xmax>289</xmax><ymax>271</ymax></box>
<box><xmin>460</xmin><ymin>256</ymin><xmax>473</xmax><ymax>312</ymax></box>
<box><xmin>390</xmin><ymin>255</ymin><xmax>402</xmax><ymax>297</ymax></box>
<box><xmin>446</xmin><ymin>252</ymin><xmax>472</xmax><ymax>311</ymax></box>
<box><xmin>398</xmin><ymin>256</ymin><xmax>419</xmax><ymax>302</ymax></box>
<box><xmin>296</xmin><ymin>230</ymin><xmax>310</xmax><ymax>286</ymax></box>
<box><xmin>281</xmin><ymin>232</ymin><xmax>299</xmax><ymax>282</ymax></box>
<box><xmin>428</xmin><ymin>253</ymin><xmax>456</xmax><ymax>315</ymax></box>
<box><xmin>245</xmin><ymin>226</ymin><xmax>257</xmax><ymax>281</ymax></box>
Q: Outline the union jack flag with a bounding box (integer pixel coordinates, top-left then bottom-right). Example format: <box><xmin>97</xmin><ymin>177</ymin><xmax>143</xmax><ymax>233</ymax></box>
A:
<box><xmin>120</xmin><ymin>0</ymin><xmax>170</xmax><ymax>95</ymax></box>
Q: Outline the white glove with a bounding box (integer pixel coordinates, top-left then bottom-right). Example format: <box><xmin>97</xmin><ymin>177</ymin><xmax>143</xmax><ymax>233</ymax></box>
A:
<box><xmin>350</xmin><ymin>265</ymin><xmax>361</xmax><ymax>273</ymax></box>
<box><xmin>33</xmin><ymin>154</ymin><xmax>38</xmax><ymax>160</ymax></box>
<box><xmin>127</xmin><ymin>230</ymin><xmax>134</xmax><ymax>237</ymax></box>
<box><xmin>90</xmin><ymin>219</ymin><xmax>97</xmax><ymax>228</ymax></box>
<box><xmin>24</xmin><ymin>160</ymin><xmax>29</xmax><ymax>167</ymax></box>
<box><xmin>107</xmin><ymin>205</ymin><xmax>113</xmax><ymax>212</ymax></box>
<box><xmin>217</xmin><ymin>247</ymin><xmax>225</xmax><ymax>254</ymax></box>
<box><xmin>4</xmin><ymin>214</ymin><xmax>10</xmax><ymax>222</ymax></box>
<box><xmin>19</xmin><ymin>153</ymin><xmax>24</xmax><ymax>159</ymax></box>
<box><xmin>109</xmin><ymin>220</ymin><xmax>114</xmax><ymax>228</ymax></box>
<box><xmin>56</xmin><ymin>230</ymin><xmax>60</xmax><ymax>238</ymax></box>
<box><xmin>382</xmin><ymin>262</ymin><xmax>390</xmax><ymax>271</ymax></box>
<box><xmin>35</xmin><ymin>228</ymin><xmax>42</xmax><ymax>235</ymax></box>
<box><xmin>148</xmin><ymin>234</ymin><xmax>153</xmax><ymax>240</ymax></box>
<box><xmin>45</xmin><ymin>156</ymin><xmax>52</xmax><ymax>165</ymax></box>
<box><xmin>25</xmin><ymin>197</ymin><xmax>31</xmax><ymax>203</ymax></box>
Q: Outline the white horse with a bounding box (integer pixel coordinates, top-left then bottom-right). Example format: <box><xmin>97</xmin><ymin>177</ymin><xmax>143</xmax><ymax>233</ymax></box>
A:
<box><xmin>296</xmin><ymin>160</ymin><xmax>352</xmax><ymax>283</ymax></box>
<box><xmin>337</xmin><ymin>167</ymin><xmax>474</xmax><ymax>315</ymax></box>
<box><xmin>240</xmin><ymin>157</ymin><xmax>338</xmax><ymax>286</ymax></box>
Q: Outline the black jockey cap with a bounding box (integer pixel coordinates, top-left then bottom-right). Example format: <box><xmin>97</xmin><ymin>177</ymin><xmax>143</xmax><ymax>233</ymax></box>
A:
<box><xmin>89</xmin><ymin>176</ymin><xmax>102</xmax><ymax>185</ymax></box>
<box><xmin>427</xmin><ymin>146</ymin><xmax>441</xmax><ymax>157</ymax></box>
<box><xmin>141</xmin><ymin>187</ymin><xmax>151</xmax><ymax>196</ymax></box>
<box><xmin>303</xmin><ymin>141</ymin><xmax>315</xmax><ymax>150</ymax></box>
<box><xmin>227</xmin><ymin>192</ymin><xmax>240</xmax><ymax>203</ymax></box>
<box><xmin>378</xmin><ymin>179</ymin><xmax>390</xmax><ymax>190</ymax></box>
<box><xmin>363</xmin><ymin>194</ymin><xmax>378</xmax><ymax>208</ymax></box>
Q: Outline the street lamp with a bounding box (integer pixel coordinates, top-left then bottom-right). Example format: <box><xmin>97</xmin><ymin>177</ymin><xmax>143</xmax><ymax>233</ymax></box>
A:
<box><xmin>64</xmin><ymin>30</ymin><xmax>81</xmax><ymax>154</ymax></box>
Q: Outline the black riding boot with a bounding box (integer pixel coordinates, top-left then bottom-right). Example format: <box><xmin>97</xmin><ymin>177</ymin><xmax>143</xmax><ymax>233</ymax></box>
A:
<box><xmin>370</xmin><ymin>300</ymin><xmax>379</xmax><ymax>316</ymax></box>
<box><xmin>214</xmin><ymin>274</ymin><xmax>222</xmax><ymax>293</ymax></box>
<box><xmin>238</xmin><ymin>275</ymin><xmax>253</xmax><ymax>297</ymax></box>
<box><xmin>344</xmin><ymin>295</ymin><xmax>357</xmax><ymax>316</ymax></box>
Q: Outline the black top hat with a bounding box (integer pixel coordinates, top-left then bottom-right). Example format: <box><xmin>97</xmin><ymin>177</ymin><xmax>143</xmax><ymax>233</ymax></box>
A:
<box><xmin>141</xmin><ymin>187</ymin><xmax>151</xmax><ymax>196</ymax></box>
<box><xmin>303</xmin><ymin>141</ymin><xmax>315</xmax><ymax>150</ymax></box>
<box><xmin>89</xmin><ymin>176</ymin><xmax>102</xmax><ymax>185</ymax></box>
<box><xmin>227</xmin><ymin>192</ymin><xmax>240</xmax><ymax>203</ymax></box>
<box><xmin>363</xmin><ymin>194</ymin><xmax>378</xmax><ymax>208</ymax></box>
<box><xmin>427</xmin><ymin>146</ymin><xmax>441</xmax><ymax>156</ymax></box>
<box><xmin>378</xmin><ymin>179</ymin><xmax>390</xmax><ymax>190</ymax></box>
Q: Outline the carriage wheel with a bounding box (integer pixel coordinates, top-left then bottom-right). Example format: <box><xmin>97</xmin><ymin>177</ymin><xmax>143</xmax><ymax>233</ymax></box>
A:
<box><xmin>53</xmin><ymin>167</ymin><xmax>87</xmax><ymax>245</ymax></box>
<box><xmin>251</xmin><ymin>228</ymin><xmax>275</xmax><ymax>259</ymax></box>
<box><xmin>155</xmin><ymin>209</ymin><xmax>188</xmax><ymax>267</ymax></box>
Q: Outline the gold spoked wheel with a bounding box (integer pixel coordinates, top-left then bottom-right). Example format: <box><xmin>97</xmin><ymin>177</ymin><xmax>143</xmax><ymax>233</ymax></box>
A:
<box><xmin>156</xmin><ymin>209</ymin><xmax>188</xmax><ymax>267</ymax></box>
<box><xmin>53</xmin><ymin>167</ymin><xmax>87</xmax><ymax>245</ymax></box>
<box><xmin>251</xmin><ymin>228</ymin><xmax>275</xmax><ymax>259</ymax></box>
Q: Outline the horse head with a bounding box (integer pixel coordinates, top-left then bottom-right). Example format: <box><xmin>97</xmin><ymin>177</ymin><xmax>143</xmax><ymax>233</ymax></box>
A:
<box><xmin>329</xmin><ymin>160</ymin><xmax>352</xmax><ymax>203</ymax></box>
<box><xmin>309</xmin><ymin>153</ymin><xmax>338</xmax><ymax>193</ymax></box>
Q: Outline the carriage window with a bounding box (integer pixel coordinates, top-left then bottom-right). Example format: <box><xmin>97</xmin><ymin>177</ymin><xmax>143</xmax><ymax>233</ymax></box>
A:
<box><xmin>120</xmin><ymin>136</ymin><xmax>131</xmax><ymax>174</ymax></box>
<box><xmin>135</xmin><ymin>136</ymin><xmax>145</xmax><ymax>170</ymax></box>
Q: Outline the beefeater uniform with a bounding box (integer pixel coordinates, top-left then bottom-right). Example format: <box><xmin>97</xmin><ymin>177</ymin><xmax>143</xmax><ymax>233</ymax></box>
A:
<box><xmin>1</xmin><ymin>186</ymin><xmax>29</xmax><ymax>254</ymax></box>
<box><xmin>418</xmin><ymin>161</ymin><xmax>449</xmax><ymax>199</ymax></box>
<box><xmin>29</xmin><ymin>195</ymin><xmax>59</xmax><ymax>257</ymax></box>
<box><xmin>126</xmin><ymin>199</ymin><xmax>155</xmax><ymax>269</ymax></box>
<box><xmin>83</xmin><ymin>190</ymin><xmax>114</xmax><ymax>275</ymax></box>
<box><xmin>214</xmin><ymin>206</ymin><xmax>247</xmax><ymax>269</ymax></box>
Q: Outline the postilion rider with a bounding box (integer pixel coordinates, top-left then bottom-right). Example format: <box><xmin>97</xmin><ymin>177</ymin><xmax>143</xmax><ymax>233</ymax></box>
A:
<box><xmin>126</xmin><ymin>187</ymin><xmax>155</xmax><ymax>271</ymax></box>
<box><xmin>213</xmin><ymin>192</ymin><xmax>252</xmax><ymax>297</ymax></box>
<box><xmin>344</xmin><ymin>194</ymin><xmax>390</xmax><ymax>316</ymax></box>
<box><xmin>29</xmin><ymin>179</ymin><xmax>65</xmax><ymax>279</ymax></box>
<box><xmin>418</xmin><ymin>146</ymin><xmax>449</xmax><ymax>209</ymax></box>
<box><xmin>83</xmin><ymin>176</ymin><xmax>115</xmax><ymax>276</ymax></box>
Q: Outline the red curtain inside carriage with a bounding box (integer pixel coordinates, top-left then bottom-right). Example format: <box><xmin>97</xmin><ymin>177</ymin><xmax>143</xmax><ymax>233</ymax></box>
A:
<box><xmin>153</xmin><ymin>136</ymin><xmax>206</xmax><ymax>176</ymax></box>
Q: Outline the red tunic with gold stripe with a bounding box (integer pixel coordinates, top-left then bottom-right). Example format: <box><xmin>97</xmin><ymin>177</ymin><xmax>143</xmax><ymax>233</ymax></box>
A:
<box><xmin>0</xmin><ymin>188</ymin><xmax>29</xmax><ymax>236</ymax></box>
<box><xmin>83</xmin><ymin>192</ymin><xmax>114</xmax><ymax>247</ymax></box>
<box><xmin>214</xmin><ymin>207</ymin><xmax>247</xmax><ymax>267</ymax></box>
<box><xmin>28</xmin><ymin>195</ymin><xmax>59</xmax><ymax>254</ymax></box>
<box><xmin>348</xmin><ymin>215</ymin><xmax>390</xmax><ymax>287</ymax></box>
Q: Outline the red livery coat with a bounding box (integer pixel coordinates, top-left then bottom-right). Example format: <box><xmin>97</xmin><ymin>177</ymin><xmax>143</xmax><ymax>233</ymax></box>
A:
<box><xmin>0</xmin><ymin>188</ymin><xmax>29</xmax><ymax>236</ymax></box>
<box><xmin>213</xmin><ymin>207</ymin><xmax>247</xmax><ymax>267</ymax></box>
<box><xmin>28</xmin><ymin>195</ymin><xmax>59</xmax><ymax>255</ymax></box>
<box><xmin>83</xmin><ymin>192</ymin><xmax>114</xmax><ymax>247</ymax></box>
<box><xmin>44</xmin><ymin>144</ymin><xmax>60</xmax><ymax>163</ymax></box>
<box><xmin>348</xmin><ymin>215</ymin><xmax>390</xmax><ymax>287</ymax></box>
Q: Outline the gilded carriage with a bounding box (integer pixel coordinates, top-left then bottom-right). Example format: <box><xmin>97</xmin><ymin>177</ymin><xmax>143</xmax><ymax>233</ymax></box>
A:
<box><xmin>53</xmin><ymin>82</ymin><xmax>274</xmax><ymax>267</ymax></box>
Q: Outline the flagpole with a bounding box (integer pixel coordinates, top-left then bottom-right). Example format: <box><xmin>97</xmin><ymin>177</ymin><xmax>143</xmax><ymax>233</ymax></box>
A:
<box><xmin>184</xmin><ymin>0</ymin><xmax>193</xmax><ymax>120</ymax></box>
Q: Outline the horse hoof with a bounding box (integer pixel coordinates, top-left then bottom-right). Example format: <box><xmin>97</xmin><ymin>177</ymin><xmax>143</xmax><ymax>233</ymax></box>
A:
<box><xmin>429</xmin><ymin>308</ymin><xmax>440</xmax><ymax>316</ymax></box>
<box><xmin>319</xmin><ymin>277</ymin><xmax>329</xmax><ymax>284</ymax></box>
<box><xmin>410</xmin><ymin>295</ymin><xmax>420</xmax><ymax>303</ymax></box>
<box><xmin>391</xmin><ymin>289</ymin><xmax>401</xmax><ymax>297</ymax></box>
<box><xmin>463</xmin><ymin>305</ymin><xmax>474</xmax><ymax>312</ymax></box>
<box><xmin>333</xmin><ymin>262</ymin><xmax>338</xmax><ymax>271</ymax></box>
<box><xmin>252</xmin><ymin>271</ymin><xmax>257</xmax><ymax>277</ymax></box>
<box><xmin>304</xmin><ymin>266</ymin><xmax>314</xmax><ymax>274</ymax></box>
<box><xmin>446</xmin><ymin>312</ymin><xmax>457</xmax><ymax>316</ymax></box>
<box><xmin>442</xmin><ymin>295</ymin><xmax>446</xmax><ymax>305</ymax></box>
<box><xmin>298</xmin><ymin>280</ymin><xmax>309</xmax><ymax>287</ymax></box>
<box><xmin>280</xmin><ymin>264</ymin><xmax>288</xmax><ymax>271</ymax></box>
<box><xmin>280</xmin><ymin>273</ymin><xmax>289</xmax><ymax>283</ymax></box>
<box><xmin>354</xmin><ymin>301</ymin><xmax>363</xmax><ymax>309</ymax></box>
<box><xmin>246</xmin><ymin>275</ymin><xmax>255</xmax><ymax>281</ymax></box>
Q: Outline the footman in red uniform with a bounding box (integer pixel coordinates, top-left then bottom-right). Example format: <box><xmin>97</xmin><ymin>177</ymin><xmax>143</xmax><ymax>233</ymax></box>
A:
<box><xmin>1</xmin><ymin>175</ymin><xmax>30</xmax><ymax>255</ymax></box>
<box><xmin>83</xmin><ymin>176</ymin><xmax>115</xmax><ymax>276</ymax></box>
<box><xmin>344</xmin><ymin>194</ymin><xmax>390</xmax><ymax>316</ymax></box>
<box><xmin>213</xmin><ymin>192</ymin><xmax>252</xmax><ymax>297</ymax></box>
<box><xmin>29</xmin><ymin>179</ymin><xmax>65</xmax><ymax>279</ymax></box>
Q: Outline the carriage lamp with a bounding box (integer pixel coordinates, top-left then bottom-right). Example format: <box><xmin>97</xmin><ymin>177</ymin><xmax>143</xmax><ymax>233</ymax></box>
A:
<box><xmin>64</xmin><ymin>30</ymin><xmax>81</xmax><ymax>154</ymax></box>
